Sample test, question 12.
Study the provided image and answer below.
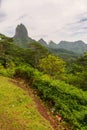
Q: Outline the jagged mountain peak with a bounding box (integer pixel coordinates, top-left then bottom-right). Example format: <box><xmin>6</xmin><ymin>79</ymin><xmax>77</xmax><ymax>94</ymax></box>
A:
<box><xmin>38</xmin><ymin>38</ymin><xmax>47</xmax><ymax>46</ymax></box>
<box><xmin>14</xmin><ymin>23</ymin><xmax>28</xmax><ymax>39</ymax></box>
<box><xmin>48</xmin><ymin>40</ymin><xmax>57</xmax><ymax>49</ymax></box>
<box><xmin>14</xmin><ymin>23</ymin><xmax>34</xmax><ymax>47</ymax></box>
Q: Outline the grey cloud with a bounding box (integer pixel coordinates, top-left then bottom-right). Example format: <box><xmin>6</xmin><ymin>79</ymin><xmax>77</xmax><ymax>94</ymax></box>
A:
<box><xmin>1</xmin><ymin>0</ymin><xmax>87</xmax><ymax>42</ymax></box>
<box><xmin>83</xmin><ymin>27</ymin><xmax>87</xmax><ymax>30</ymax></box>
<box><xmin>0</xmin><ymin>11</ymin><xmax>6</xmax><ymax>22</ymax></box>
<box><xmin>4</xmin><ymin>26</ymin><xmax>15</xmax><ymax>36</ymax></box>
<box><xmin>79</xmin><ymin>18</ymin><xmax>87</xmax><ymax>23</ymax></box>
<box><xmin>0</xmin><ymin>0</ymin><xmax>1</xmax><ymax>6</ymax></box>
<box><xmin>76</xmin><ymin>12</ymin><xmax>87</xmax><ymax>23</ymax></box>
<box><xmin>17</xmin><ymin>14</ymin><xmax>28</xmax><ymax>20</ymax></box>
<box><xmin>34</xmin><ymin>34</ymin><xmax>48</xmax><ymax>38</ymax></box>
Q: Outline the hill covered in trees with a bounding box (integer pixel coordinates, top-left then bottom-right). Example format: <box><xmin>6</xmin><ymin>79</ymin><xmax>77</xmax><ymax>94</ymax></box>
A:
<box><xmin>38</xmin><ymin>38</ymin><xmax>87</xmax><ymax>55</ymax></box>
<box><xmin>0</xmin><ymin>25</ymin><xmax>87</xmax><ymax>129</ymax></box>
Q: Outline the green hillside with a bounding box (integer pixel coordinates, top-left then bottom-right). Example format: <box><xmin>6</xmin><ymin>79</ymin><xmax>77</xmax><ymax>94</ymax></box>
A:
<box><xmin>13</xmin><ymin>65</ymin><xmax>87</xmax><ymax>130</ymax></box>
<box><xmin>0</xmin><ymin>32</ymin><xmax>87</xmax><ymax>129</ymax></box>
<box><xmin>0</xmin><ymin>76</ymin><xmax>53</xmax><ymax>130</ymax></box>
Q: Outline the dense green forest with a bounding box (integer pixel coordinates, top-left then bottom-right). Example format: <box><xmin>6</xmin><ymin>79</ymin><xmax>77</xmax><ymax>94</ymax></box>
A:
<box><xmin>0</xmin><ymin>33</ymin><xmax>87</xmax><ymax>129</ymax></box>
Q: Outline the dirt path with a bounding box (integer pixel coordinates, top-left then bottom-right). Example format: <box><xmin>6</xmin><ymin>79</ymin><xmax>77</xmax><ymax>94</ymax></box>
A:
<box><xmin>10</xmin><ymin>78</ymin><xmax>65</xmax><ymax>130</ymax></box>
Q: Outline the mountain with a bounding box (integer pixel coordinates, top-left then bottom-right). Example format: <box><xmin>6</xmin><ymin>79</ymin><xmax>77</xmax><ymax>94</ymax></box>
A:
<box><xmin>14</xmin><ymin>24</ymin><xmax>34</xmax><ymax>47</ymax></box>
<box><xmin>38</xmin><ymin>38</ymin><xmax>48</xmax><ymax>47</ymax></box>
<box><xmin>13</xmin><ymin>24</ymin><xmax>87</xmax><ymax>55</ymax></box>
<box><xmin>37</xmin><ymin>39</ymin><xmax>77</xmax><ymax>61</ymax></box>
<box><xmin>40</xmin><ymin>39</ymin><xmax>87</xmax><ymax>55</ymax></box>
<box><xmin>49</xmin><ymin>48</ymin><xmax>80</xmax><ymax>62</ymax></box>
<box><xmin>57</xmin><ymin>40</ymin><xmax>87</xmax><ymax>54</ymax></box>
<box><xmin>48</xmin><ymin>40</ymin><xmax>57</xmax><ymax>49</ymax></box>
<box><xmin>14</xmin><ymin>24</ymin><xmax>28</xmax><ymax>40</ymax></box>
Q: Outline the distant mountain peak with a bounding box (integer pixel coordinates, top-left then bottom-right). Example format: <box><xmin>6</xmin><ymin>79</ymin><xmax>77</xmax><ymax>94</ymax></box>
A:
<box><xmin>14</xmin><ymin>23</ymin><xmax>28</xmax><ymax>39</ymax></box>
<box><xmin>48</xmin><ymin>40</ymin><xmax>57</xmax><ymax>49</ymax></box>
<box><xmin>14</xmin><ymin>23</ymin><xmax>34</xmax><ymax>47</ymax></box>
<box><xmin>38</xmin><ymin>38</ymin><xmax>47</xmax><ymax>46</ymax></box>
<box><xmin>58</xmin><ymin>40</ymin><xmax>87</xmax><ymax>54</ymax></box>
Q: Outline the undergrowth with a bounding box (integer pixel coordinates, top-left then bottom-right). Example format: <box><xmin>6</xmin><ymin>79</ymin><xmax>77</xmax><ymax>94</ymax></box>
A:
<box><xmin>14</xmin><ymin>65</ymin><xmax>87</xmax><ymax>130</ymax></box>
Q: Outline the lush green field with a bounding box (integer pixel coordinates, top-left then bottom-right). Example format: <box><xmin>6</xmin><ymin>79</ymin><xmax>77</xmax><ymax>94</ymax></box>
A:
<box><xmin>0</xmin><ymin>76</ymin><xmax>53</xmax><ymax>130</ymax></box>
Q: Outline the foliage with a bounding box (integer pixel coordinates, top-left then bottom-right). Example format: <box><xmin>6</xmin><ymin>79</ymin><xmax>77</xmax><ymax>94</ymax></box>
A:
<box><xmin>0</xmin><ymin>63</ymin><xmax>15</xmax><ymax>77</ymax></box>
<box><xmin>28</xmin><ymin>42</ymin><xmax>49</xmax><ymax>68</ymax></box>
<box><xmin>39</xmin><ymin>54</ymin><xmax>66</xmax><ymax>79</ymax></box>
<box><xmin>14</xmin><ymin>65</ymin><xmax>87</xmax><ymax>129</ymax></box>
<box><xmin>0</xmin><ymin>37</ymin><xmax>49</xmax><ymax>68</ymax></box>
<box><xmin>65</xmin><ymin>53</ymin><xmax>87</xmax><ymax>90</ymax></box>
<box><xmin>49</xmin><ymin>48</ymin><xmax>80</xmax><ymax>63</ymax></box>
<box><xmin>1</xmin><ymin>34</ymin><xmax>87</xmax><ymax>129</ymax></box>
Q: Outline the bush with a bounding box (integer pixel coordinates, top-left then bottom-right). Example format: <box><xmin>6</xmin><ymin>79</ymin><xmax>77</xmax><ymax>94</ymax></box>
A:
<box><xmin>0</xmin><ymin>64</ymin><xmax>15</xmax><ymax>77</ymax></box>
<box><xmin>14</xmin><ymin>65</ymin><xmax>87</xmax><ymax>129</ymax></box>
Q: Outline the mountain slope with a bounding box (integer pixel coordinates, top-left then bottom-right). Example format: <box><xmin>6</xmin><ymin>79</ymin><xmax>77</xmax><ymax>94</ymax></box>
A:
<box><xmin>14</xmin><ymin>24</ymin><xmax>35</xmax><ymax>48</ymax></box>
<box><xmin>48</xmin><ymin>41</ymin><xmax>57</xmax><ymax>49</ymax></box>
<box><xmin>57</xmin><ymin>40</ymin><xmax>87</xmax><ymax>54</ymax></box>
<box><xmin>49</xmin><ymin>48</ymin><xmax>80</xmax><ymax>62</ymax></box>
<box><xmin>38</xmin><ymin>38</ymin><xmax>48</xmax><ymax>47</ymax></box>
<box><xmin>48</xmin><ymin>40</ymin><xmax>87</xmax><ymax>55</ymax></box>
<box><xmin>0</xmin><ymin>76</ymin><xmax>53</xmax><ymax>130</ymax></box>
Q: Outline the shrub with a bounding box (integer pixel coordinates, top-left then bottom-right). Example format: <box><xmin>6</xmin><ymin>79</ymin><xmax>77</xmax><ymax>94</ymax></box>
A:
<box><xmin>14</xmin><ymin>65</ymin><xmax>87</xmax><ymax>129</ymax></box>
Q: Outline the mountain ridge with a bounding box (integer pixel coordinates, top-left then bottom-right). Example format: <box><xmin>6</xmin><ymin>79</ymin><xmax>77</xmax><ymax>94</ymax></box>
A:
<box><xmin>39</xmin><ymin>39</ymin><xmax>87</xmax><ymax>54</ymax></box>
<box><xmin>7</xmin><ymin>23</ymin><xmax>87</xmax><ymax>54</ymax></box>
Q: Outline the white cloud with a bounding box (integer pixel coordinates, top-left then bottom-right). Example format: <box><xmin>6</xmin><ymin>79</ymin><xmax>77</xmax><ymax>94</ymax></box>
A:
<box><xmin>0</xmin><ymin>0</ymin><xmax>87</xmax><ymax>43</ymax></box>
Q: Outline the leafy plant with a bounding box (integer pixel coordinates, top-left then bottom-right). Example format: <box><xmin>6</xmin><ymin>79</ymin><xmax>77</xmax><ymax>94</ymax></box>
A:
<box><xmin>14</xmin><ymin>65</ymin><xmax>87</xmax><ymax>129</ymax></box>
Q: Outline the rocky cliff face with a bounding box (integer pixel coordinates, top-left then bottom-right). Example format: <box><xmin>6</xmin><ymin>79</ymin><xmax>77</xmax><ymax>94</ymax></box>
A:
<box><xmin>14</xmin><ymin>24</ymin><xmax>28</xmax><ymax>40</ymax></box>
<box><xmin>14</xmin><ymin>24</ymin><xmax>33</xmax><ymax>47</ymax></box>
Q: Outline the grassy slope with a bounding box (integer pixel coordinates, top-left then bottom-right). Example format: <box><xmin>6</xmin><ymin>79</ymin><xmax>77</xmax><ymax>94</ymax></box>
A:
<box><xmin>0</xmin><ymin>76</ymin><xmax>53</xmax><ymax>130</ymax></box>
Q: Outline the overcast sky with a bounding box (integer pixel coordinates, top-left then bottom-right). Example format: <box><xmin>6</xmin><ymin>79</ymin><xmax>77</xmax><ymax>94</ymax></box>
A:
<box><xmin>0</xmin><ymin>0</ymin><xmax>87</xmax><ymax>43</ymax></box>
